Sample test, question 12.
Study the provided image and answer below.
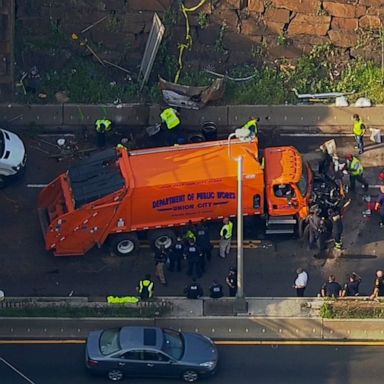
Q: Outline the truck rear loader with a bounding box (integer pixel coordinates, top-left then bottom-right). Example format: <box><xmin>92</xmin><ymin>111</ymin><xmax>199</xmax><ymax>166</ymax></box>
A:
<box><xmin>38</xmin><ymin>138</ymin><xmax>313</xmax><ymax>256</ymax></box>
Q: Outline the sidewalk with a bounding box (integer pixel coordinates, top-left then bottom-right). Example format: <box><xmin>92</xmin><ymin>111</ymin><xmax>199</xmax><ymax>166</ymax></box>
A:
<box><xmin>1</xmin><ymin>296</ymin><xmax>384</xmax><ymax>341</ymax></box>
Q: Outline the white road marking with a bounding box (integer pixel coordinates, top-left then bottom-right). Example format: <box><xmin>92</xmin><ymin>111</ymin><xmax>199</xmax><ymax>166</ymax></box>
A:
<box><xmin>26</xmin><ymin>184</ymin><xmax>48</xmax><ymax>188</ymax></box>
<box><xmin>0</xmin><ymin>357</ymin><xmax>37</xmax><ymax>384</ymax></box>
<box><xmin>280</xmin><ymin>133</ymin><xmax>355</xmax><ymax>137</ymax></box>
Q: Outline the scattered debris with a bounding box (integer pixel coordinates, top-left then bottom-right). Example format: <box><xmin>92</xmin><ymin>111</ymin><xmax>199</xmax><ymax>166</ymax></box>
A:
<box><xmin>159</xmin><ymin>77</ymin><xmax>225</xmax><ymax>109</ymax></box>
<box><xmin>292</xmin><ymin>88</ymin><xmax>355</xmax><ymax>102</ymax></box>
<box><xmin>204</xmin><ymin>69</ymin><xmax>256</xmax><ymax>82</ymax></box>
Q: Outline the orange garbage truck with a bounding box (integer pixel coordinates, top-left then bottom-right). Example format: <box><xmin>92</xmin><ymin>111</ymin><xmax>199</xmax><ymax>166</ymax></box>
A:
<box><xmin>38</xmin><ymin>138</ymin><xmax>313</xmax><ymax>256</ymax></box>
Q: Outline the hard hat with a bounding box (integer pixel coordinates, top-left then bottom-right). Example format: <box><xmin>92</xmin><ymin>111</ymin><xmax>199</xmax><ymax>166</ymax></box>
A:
<box><xmin>379</xmin><ymin>171</ymin><xmax>384</xmax><ymax>182</ymax></box>
<box><xmin>346</xmin><ymin>154</ymin><xmax>353</xmax><ymax>161</ymax></box>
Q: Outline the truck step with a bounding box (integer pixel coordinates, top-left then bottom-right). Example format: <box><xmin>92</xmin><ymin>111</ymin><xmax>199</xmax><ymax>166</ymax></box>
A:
<box><xmin>266</xmin><ymin>215</ymin><xmax>297</xmax><ymax>225</ymax></box>
<box><xmin>265</xmin><ymin>224</ymin><xmax>296</xmax><ymax>235</ymax></box>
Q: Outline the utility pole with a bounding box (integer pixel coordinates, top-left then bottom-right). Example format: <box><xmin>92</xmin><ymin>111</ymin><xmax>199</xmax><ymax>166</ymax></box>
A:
<box><xmin>236</xmin><ymin>156</ymin><xmax>244</xmax><ymax>299</ymax></box>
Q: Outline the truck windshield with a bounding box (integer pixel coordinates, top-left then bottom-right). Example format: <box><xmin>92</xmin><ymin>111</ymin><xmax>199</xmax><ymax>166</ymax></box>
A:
<box><xmin>0</xmin><ymin>130</ymin><xmax>4</xmax><ymax>158</ymax></box>
<box><xmin>297</xmin><ymin>163</ymin><xmax>308</xmax><ymax>196</ymax></box>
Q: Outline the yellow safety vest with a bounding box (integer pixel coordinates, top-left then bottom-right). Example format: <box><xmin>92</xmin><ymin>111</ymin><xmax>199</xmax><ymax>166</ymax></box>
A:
<box><xmin>107</xmin><ymin>296</ymin><xmax>139</xmax><ymax>304</ymax></box>
<box><xmin>185</xmin><ymin>230</ymin><xmax>196</xmax><ymax>242</ymax></box>
<box><xmin>353</xmin><ymin>119</ymin><xmax>365</xmax><ymax>136</ymax></box>
<box><xmin>160</xmin><ymin>108</ymin><xmax>180</xmax><ymax>130</ymax></box>
<box><xmin>220</xmin><ymin>221</ymin><xmax>233</xmax><ymax>239</ymax></box>
<box><xmin>95</xmin><ymin>119</ymin><xmax>112</xmax><ymax>132</ymax></box>
<box><xmin>348</xmin><ymin>157</ymin><xmax>363</xmax><ymax>176</ymax></box>
<box><xmin>139</xmin><ymin>279</ymin><xmax>154</xmax><ymax>298</ymax></box>
<box><xmin>243</xmin><ymin>119</ymin><xmax>258</xmax><ymax>134</ymax></box>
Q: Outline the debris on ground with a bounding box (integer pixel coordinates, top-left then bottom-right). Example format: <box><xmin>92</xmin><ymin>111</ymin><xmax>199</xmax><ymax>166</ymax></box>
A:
<box><xmin>159</xmin><ymin>77</ymin><xmax>225</xmax><ymax>109</ymax></box>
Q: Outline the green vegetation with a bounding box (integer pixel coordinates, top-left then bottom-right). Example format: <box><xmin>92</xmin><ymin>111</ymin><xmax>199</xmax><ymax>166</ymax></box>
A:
<box><xmin>0</xmin><ymin>302</ymin><xmax>172</xmax><ymax>318</ymax></box>
<box><xmin>13</xmin><ymin>39</ymin><xmax>384</xmax><ymax>105</ymax></box>
<box><xmin>197</xmin><ymin>12</ymin><xmax>209</xmax><ymax>29</ymax></box>
<box><xmin>320</xmin><ymin>300</ymin><xmax>384</xmax><ymax>319</ymax></box>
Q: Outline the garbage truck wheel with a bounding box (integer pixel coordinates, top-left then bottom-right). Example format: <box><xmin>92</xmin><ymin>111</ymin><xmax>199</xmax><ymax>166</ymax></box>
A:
<box><xmin>148</xmin><ymin>229</ymin><xmax>176</xmax><ymax>250</ymax></box>
<box><xmin>110</xmin><ymin>233</ymin><xmax>139</xmax><ymax>256</ymax></box>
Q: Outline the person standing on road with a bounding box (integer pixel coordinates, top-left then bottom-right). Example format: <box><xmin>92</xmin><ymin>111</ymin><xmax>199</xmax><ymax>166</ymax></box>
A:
<box><xmin>219</xmin><ymin>217</ymin><xmax>233</xmax><ymax>258</ymax></box>
<box><xmin>370</xmin><ymin>270</ymin><xmax>384</xmax><ymax>300</ymax></box>
<box><xmin>307</xmin><ymin>208</ymin><xmax>321</xmax><ymax>250</ymax></box>
<box><xmin>293</xmin><ymin>268</ymin><xmax>308</xmax><ymax>297</ymax></box>
<box><xmin>160</xmin><ymin>107</ymin><xmax>182</xmax><ymax>145</ymax></box>
<box><xmin>374</xmin><ymin>190</ymin><xmax>384</xmax><ymax>228</ymax></box>
<box><xmin>196</xmin><ymin>220</ymin><xmax>212</xmax><ymax>271</ymax></box>
<box><xmin>328</xmin><ymin>209</ymin><xmax>344</xmax><ymax>250</ymax></box>
<box><xmin>168</xmin><ymin>236</ymin><xmax>184</xmax><ymax>272</ymax></box>
<box><xmin>185</xmin><ymin>238</ymin><xmax>202</xmax><ymax>279</ymax></box>
<box><xmin>241</xmin><ymin>116</ymin><xmax>259</xmax><ymax>138</ymax></box>
<box><xmin>320</xmin><ymin>275</ymin><xmax>342</xmax><ymax>298</ymax></box>
<box><xmin>209</xmin><ymin>280</ymin><xmax>224</xmax><ymax>298</ymax></box>
<box><xmin>154</xmin><ymin>245</ymin><xmax>167</xmax><ymax>286</ymax></box>
<box><xmin>352</xmin><ymin>113</ymin><xmax>366</xmax><ymax>154</ymax></box>
<box><xmin>137</xmin><ymin>274</ymin><xmax>154</xmax><ymax>300</ymax></box>
<box><xmin>95</xmin><ymin>118</ymin><xmax>112</xmax><ymax>148</ymax></box>
<box><xmin>346</xmin><ymin>154</ymin><xmax>368</xmax><ymax>192</ymax></box>
<box><xmin>342</xmin><ymin>272</ymin><xmax>362</xmax><ymax>297</ymax></box>
<box><xmin>184</xmin><ymin>278</ymin><xmax>203</xmax><ymax>299</ymax></box>
<box><xmin>226</xmin><ymin>267</ymin><xmax>237</xmax><ymax>297</ymax></box>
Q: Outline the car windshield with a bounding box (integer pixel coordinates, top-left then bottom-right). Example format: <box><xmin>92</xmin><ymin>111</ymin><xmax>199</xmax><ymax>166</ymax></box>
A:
<box><xmin>297</xmin><ymin>162</ymin><xmax>308</xmax><ymax>196</ymax></box>
<box><xmin>100</xmin><ymin>328</ymin><xmax>121</xmax><ymax>355</ymax></box>
<box><xmin>0</xmin><ymin>130</ymin><xmax>4</xmax><ymax>158</ymax></box>
<box><xmin>162</xmin><ymin>329</ymin><xmax>184</xmax><ymax>360</ymax></box>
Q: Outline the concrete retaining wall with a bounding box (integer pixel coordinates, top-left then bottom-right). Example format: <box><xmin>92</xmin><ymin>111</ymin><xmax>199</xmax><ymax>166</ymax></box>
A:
<box><xmin>1</xmin><ymin>104</ymin><xmax>384</xmax><ymax>131</ymax></box>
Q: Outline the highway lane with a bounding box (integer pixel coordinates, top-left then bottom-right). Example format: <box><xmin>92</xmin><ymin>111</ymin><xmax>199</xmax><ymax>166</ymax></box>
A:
<box><xmin>1</xmin><ymin>341</ymin><xmax>384</xmax><ymax>384</ymax></box>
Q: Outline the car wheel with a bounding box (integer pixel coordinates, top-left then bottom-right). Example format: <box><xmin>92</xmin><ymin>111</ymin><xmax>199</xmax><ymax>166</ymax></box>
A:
<box><xmin>182</xmin><ymin>370</ymin><xmax>199</xmax><ymax>383</ymax></box>
<box><xmin>0</xmin><ymin>176</ymin><xmax>7</xmax><ymax>189</ymax></box>
<box><xmin>110</xmin><ymin>233</ymin><xmax>139</xmax><ymax>256</ymax></box>
<box><xmin>107</xmin><ymin>369</ymin><xmax>124</xmax><ymax>381</ymax></box>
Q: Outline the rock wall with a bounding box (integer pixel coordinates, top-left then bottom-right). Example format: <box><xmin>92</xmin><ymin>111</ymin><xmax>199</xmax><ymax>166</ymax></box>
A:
<box><xmin>15</xmin><ymin>0</ymin><xmax>384</xmax><ymax>72</ymax></box>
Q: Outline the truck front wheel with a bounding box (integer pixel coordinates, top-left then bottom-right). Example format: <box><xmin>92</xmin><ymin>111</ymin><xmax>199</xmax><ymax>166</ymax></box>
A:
<box><xmin>147</xmin><ymin>229</ymin><xmax>176</xmax><ymax>251</ymax></box>
<box><xmin>110</xmin><ymin>233</ymin><xmax>139</xmax><ymax>256</ymax></box>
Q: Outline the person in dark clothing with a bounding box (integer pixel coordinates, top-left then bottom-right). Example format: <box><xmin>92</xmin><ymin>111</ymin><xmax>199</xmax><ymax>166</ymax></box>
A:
<box><xmin>184</xmin><ymin>278</ymin><xmax>203</xmax><ymax>299</ymax></box>
<box><xmin>185</xmin><ymin>238</ymin><xmax>202</xmax><ymax>278</ymax></box>
<box><xmin>318</xmin><ymin>148</ymin><xmax>333</xmax><ymax>179</ymax></box>
<box><xmin>196</xmin><ymin>220</ymin><xmax>212</xmax><ymax>272</ymax></box>
<box><xmin>342</xmin><ymin>272</ymin><xmax>362</xmax><ymax>297</ymax></box>
<box><xmin>226</xmin><ymin>267</ymin><xmax>237</xmax><ymax>297</ymax></box>
<box><xmin>154</xmin><ymin>246</ymin><xmax>167</xmax><ymax>286</ymax></box>
<box><xmin>168</xmin><ymin>236</ymin><xmax>184</xmax><ymax>272</ymax></box>
<box><xmin>307</xmin><ymin>209</ymin><xmax>322</xmax><ymax>250</ymax></box>
<box><xmin>328</xmin><ymin>209</ymin><xmax>344</xmax><ymax>250</ymax></box>
<box><xmin>320</xmin><ymin>275</ymin><xmax>342</xmax><ymax>298</ymax></box>
<box><xmin>209</xmin><ymin>280</ymin><xmax>224</xmax><ymax>298</ymax></box>
<box><xmin>375</xmin><ymin>192</ymin><xmax>384</xmax><ymax>228</ymax></box>
<box><xmin>370</xmin><ymin>270</ymin><xmax>384</xmax><ymax>300</ymax></box>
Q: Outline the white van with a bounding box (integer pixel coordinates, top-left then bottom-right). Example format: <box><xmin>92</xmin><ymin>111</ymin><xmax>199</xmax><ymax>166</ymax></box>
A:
<box><xmin>0</xmin><ymin>128</ymin><xmax>26</xmax><ymax>188</ymax></box>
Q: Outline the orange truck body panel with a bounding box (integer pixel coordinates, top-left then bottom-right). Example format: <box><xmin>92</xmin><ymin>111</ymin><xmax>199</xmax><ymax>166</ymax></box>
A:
<box><xmin>37</xmin><ymin>139</ymin><xmax>311</xmax><ymax>256</ymax></box>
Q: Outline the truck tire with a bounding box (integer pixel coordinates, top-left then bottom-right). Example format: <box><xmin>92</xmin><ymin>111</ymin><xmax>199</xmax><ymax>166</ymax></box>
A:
<box><xmin>0</xmin><ymin>176</ymin><xmax>7</xmax><ymax>189</ymax></box>
<box><xmin>298</xmin><ymin>218</ymin><xmax>305</xmax><ymax>238</ymax></box>
<box><xmin>147</xmin><ymin>229</ymin><xmax>176</xmax><ymax>250</ymax></box>
<box><xmin>110</xmin><ymin>233</ymin><xmax>139</xmax><ymax>256</ymax></box>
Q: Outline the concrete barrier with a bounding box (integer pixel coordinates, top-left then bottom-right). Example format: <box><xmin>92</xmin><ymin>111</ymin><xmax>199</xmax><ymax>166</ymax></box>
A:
<box><xmin>1</xmin><ymin>103</ymin><xmax>384</xmax><ymax>131</ymax></box>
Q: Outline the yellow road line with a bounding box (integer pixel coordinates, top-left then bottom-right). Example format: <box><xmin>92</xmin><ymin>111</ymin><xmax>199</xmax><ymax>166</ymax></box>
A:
<box><xmin>1</xmin><ymin>339</ymin><xmax>384</xmax><ymax>346</ymax></box>
<box><xmin>215</xmin><ymin>340</ymin><xmax>384</xmax><ymax>346</ymax></box>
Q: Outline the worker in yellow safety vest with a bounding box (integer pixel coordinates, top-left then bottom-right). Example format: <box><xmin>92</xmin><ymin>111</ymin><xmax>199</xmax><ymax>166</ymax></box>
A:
<box><xmin>95</xmin><ymin>119</ymin><xmax>112</xmax><ymax>148</ymax></box>
<box><xmin>160</xmin><ymin>107</ymin><xmax>182</xmax><ymax>145</ymax></box>
<box><xmin>352</xmin><ymin>114</ymin><xmax>366</xmax><ymax>154</ymax></box>
<box><xmin>346</xmin><ymin>154</ymin><xmax>368</xmax><ymax>192</ymax></box>
<box><xmin>219</xmin><ymin>217</ymin><xmax>233</xmax><ymax>258</ymax></box>
<box><xmin>136</xmin><ymin>274</ymin><xmax>154</xmax><ymax>300</ymax></box>
<box><xmin>241</xmin><ymin>116</ymin><xmax>260</xmax><ymax>138</ymax></box>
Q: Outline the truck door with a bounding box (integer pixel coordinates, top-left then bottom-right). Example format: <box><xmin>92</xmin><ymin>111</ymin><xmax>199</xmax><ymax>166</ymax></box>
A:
<box><xmin>267</xmin><ymin>183</ymin><xmax>299</xmax><ymax>216</ymax></box>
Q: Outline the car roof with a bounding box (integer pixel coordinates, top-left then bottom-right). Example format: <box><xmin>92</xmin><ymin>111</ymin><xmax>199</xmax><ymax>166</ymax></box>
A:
<box><xmin>119</xmin><ymin>326</ymin><xmax>163</xmax><ymax>351</ymax></box>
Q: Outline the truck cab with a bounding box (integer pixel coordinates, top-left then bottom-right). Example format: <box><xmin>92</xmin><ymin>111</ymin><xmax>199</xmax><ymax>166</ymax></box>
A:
<box><xmin>0</xmin><ymin>128</ymin><xmax>26</xmax><ymax>188</ymax></box>
<box><xmin>264</xmin><ymin>146</ymin><xmax>313</xmax><ymax>234</ymax></box>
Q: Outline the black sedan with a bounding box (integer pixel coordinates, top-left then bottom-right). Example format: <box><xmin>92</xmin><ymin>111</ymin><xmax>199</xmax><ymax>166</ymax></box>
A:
<box><xmin>85</xmin><ymin>326</ymin><xmax>218</xmax><ymax>382</ymax></box>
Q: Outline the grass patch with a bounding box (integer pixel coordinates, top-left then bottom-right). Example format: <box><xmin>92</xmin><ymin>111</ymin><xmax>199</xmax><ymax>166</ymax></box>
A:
<box><xmin>320</xmin><ymin>300</ymin><xmax>384</xmax><ymax>319</ymax></box>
